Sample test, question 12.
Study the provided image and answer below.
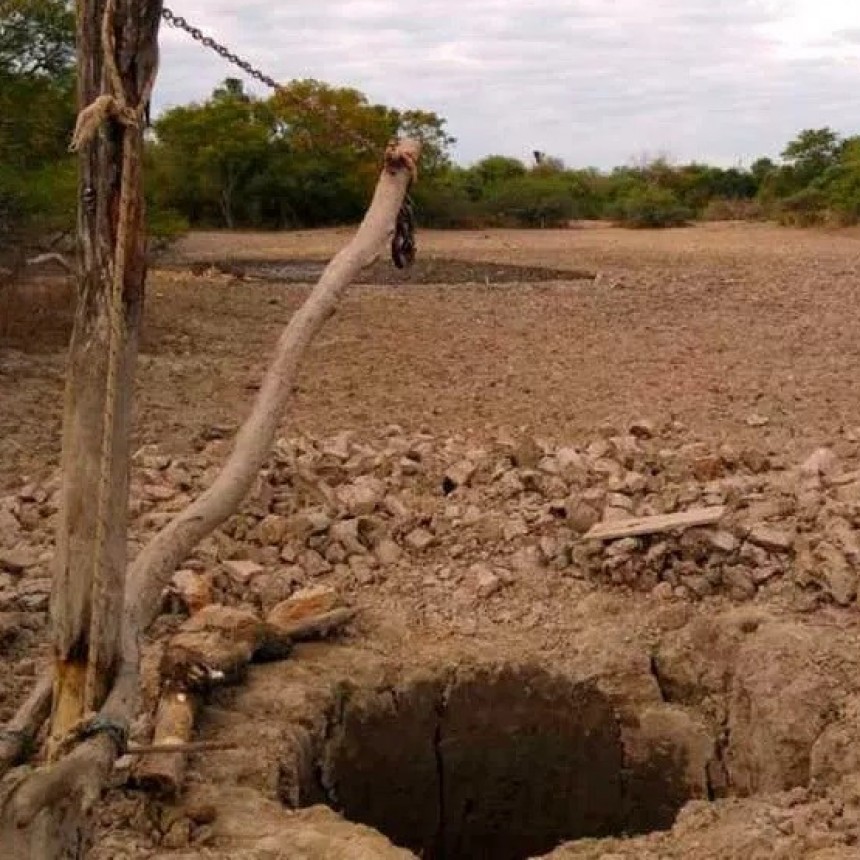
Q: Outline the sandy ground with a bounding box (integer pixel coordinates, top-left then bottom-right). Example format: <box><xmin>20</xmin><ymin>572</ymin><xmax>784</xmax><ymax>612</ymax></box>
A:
<box><xmin>4</xmin><ymin>221</ymin><xmax>860</xmax><ymax>859</ymax></box>
<box><xmin>3</xmin><ymin>222</ymin><xmax>860</xmax><ymax>492</ymax></box>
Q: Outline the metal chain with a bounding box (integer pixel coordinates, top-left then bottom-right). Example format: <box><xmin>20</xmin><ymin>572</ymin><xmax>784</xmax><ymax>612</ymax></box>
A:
<box><xmin>160</xmin><ymin>7</ymin><xmax>375</xmax><ymax>153</ymax></box>
<box><xmin>160</xmin><ymin>6</ymin><xmax>416</xmax><ymax>268</ymax></box>
<box><xmin>161</xmin><ymin>8</ymin><xmax>280</xmax><ymax>90</ymax></box>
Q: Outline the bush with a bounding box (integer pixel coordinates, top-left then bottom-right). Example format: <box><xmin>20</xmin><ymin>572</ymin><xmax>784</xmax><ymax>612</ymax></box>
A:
<box><xmin>775</xmin><ymin>188</ymin><xmax>827</xmax><ymax>227</ymax></box>
<box><xmin>482</xmin><ymin>176</ymin><xmax>577</xmax><ymax>228</ymax></box>
<box><xmin>148</xmin><ymin>206</ymin><xmax>190</xmax><ymax>256</ymax></box>
<box><xmin>702</xmin><ymin>197</ymin><xmax>765</xmax><ymax>222</ymax></box>
<box><xmin>411</xmin><ymin>179</ymin><xmax>482</xmax><ymax>229</ymax></box>
<box><xmin>819</xmin><ymin>163</ymin><xmax>860</xmax><ymax>226</ymax></box>
<box><xmin>611</xmin><ymin>185</ymin><xmax>692</xmax><ymax>228</ymax></box>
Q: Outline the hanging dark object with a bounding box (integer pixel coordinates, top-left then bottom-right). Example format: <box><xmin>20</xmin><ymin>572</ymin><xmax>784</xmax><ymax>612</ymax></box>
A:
<box><xmin>391</xmin><ymin>193</ymin><xmax>416</xmax><ymax>269</ymax></box>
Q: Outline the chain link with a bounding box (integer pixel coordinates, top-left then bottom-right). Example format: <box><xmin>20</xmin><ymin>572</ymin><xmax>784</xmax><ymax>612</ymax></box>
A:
<box><xmin>160</xmin><ymin>6</ymin><xmax>416</xmax><ymax>268</ymax></box>
<box><xmin>160</xmin><ymin>7</ymin><xmax>375</xmax><ymax>153</ymax></box>
<box><xmin>161</xmin><ymin>8</ymin><xmax>280</xmax><ymax>90</ymax></box>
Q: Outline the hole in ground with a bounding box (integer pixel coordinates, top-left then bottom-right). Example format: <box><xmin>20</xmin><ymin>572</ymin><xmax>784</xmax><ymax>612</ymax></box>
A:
<box><xmin>293</xmin><ymin>663</ymin><xmax>697</xmax><ymax>860</ymax></box>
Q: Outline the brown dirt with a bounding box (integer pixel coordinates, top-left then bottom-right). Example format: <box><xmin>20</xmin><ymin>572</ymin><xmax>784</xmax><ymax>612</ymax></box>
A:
<box><xmin>5</xmin><ymin>222</ymin><xmax>860</xmax><ymax>858</ymax></box>
<box><xmin>4</xmin><ymin>222</ymin><xmax>860</xmax><ymax>491</ymax></box>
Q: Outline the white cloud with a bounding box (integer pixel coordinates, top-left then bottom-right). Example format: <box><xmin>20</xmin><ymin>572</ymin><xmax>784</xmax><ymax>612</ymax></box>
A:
<box><xmin>152</xmin><ymin>0</ymin><xmax>860</xmax><ymax>168</ymax></box>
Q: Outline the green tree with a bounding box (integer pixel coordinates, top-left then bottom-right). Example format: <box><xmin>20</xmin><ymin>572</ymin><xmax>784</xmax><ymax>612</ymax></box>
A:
<box><xmin>0</xmin><ymin>0</ymin><xmax>76</xmax><ymax>260</ymax></box>
<box><xmin>151</xmin><ymin>79</ymin><xmax>275</xmax><ymax>227</ymax></box>
<box><xmin>781</xmin><ymin>127</ymin><xmax>841</xmax><ymax>186</ymax></box>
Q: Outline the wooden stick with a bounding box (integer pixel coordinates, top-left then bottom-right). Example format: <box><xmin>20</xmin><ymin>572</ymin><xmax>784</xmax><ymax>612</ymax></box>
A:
<box><xmin>134</xmin><ymin>691</ymin><xmax>198</xmax><ymax>798</ymax></box>
<box><xmin>0</xmin><ymin>676</ymin><xmax>52</xmax><ymax>776</ymax></box>
<box><xmin>582</xmin><ymin>506</ymin><xmax>726</xmax><ymax>542</ymax></box>
<box><xmin>274</xmin><ymin>607</ymin><xmax>357</xmax><ymax>642</ymax></box>
<box><xmin>126</xmin><ymin>740</ymin><xmax>237</xmax><ymax>755</ymax></box>
<box><xmin>257</xmin><ymin>607</ymin><xmax>357</xmax><ymax>660</ymax></box>
<box><xmin>25</xmin><ymin>253</ymin><xmax>73</xmax><ymax>272</ymax></box>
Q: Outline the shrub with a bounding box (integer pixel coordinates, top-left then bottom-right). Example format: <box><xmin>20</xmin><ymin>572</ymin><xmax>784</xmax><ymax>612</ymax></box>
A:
<box><xmin>482</xmin><ymin>176</ymin><xmax>577</xmax><ymax>228</ymax></box>
<box><xmin>775</xmin><ymin>188</ymin><xmax>827</xmax><ymax>227</ymax></box>
<box><xmin>411</xmin><ymin>179</ymin><xmax>482</xmax><ymax>229</ymax></box>
<box><xmin>611</xmin><ymin>185</ymin><xmax>692</xmax><ymax>228</ymax></box>
<box><xmin>819</xmin><ymin>162</ymin><xmax>860</xmax><ymax>226</ymax></box>
<box><xmin>148</xmin><ymin>206</ymin><xmax>190</xmax><ymax>256</ymax></box>
<box><xmin>702</xmin><ymin>197</ymin><xmax>765</xmax><ymax>222</ymax></box>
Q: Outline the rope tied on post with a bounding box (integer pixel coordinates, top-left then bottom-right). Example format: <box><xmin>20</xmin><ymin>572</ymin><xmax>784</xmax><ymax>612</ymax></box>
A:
<box><xmin>69</xmin><ymin>0</ymin><xmax>155</xmax><ymax>153</ymax></box>
<box><xmin>65</xmin><ymin>0</ymin><xmax>157</xmax><ymax>716</ymax></box>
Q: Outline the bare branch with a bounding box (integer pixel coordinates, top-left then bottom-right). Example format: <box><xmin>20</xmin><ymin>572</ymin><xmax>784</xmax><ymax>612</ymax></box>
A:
<box><xmin>24</xmin><ymin>253</ymin><xmax>73</xmax><ymax>273</ymax></box>
<box><xmin>0</xmin><ymin>677</ymin><xmax>52</xmax><ymax>777</ymax></box>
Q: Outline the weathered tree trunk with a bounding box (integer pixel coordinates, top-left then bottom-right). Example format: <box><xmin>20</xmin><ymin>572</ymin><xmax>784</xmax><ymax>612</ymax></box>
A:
<box><xmin>0</xmin><ymin>2</ymin><xmax>161</xmax><ymax>857</ymax></box>
<box><xmin>50</xmin><ymin>0</ymin><xmax>161</xmax><ymax>750</ymax></box>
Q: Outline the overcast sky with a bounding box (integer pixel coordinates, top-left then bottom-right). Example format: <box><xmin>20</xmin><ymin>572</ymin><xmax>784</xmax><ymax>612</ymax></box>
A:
<box><xmin>152</xmin><ymin>0</ymin><xmax>860</xmax><ymax>169</ymax></box>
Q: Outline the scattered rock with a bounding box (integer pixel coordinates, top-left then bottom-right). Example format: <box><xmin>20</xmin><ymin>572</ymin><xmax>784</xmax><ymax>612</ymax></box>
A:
<box><xmin>748</xmin><ymin>525</ymin><xmax>795</xmax><ymax>553</ymax></box>
<box><xmin>0</xmin><ymin>546</ymin><xmax>38</xmax><ymax>574</ymax></box>
<box><xmin>224</xmin><ymin>559</ymin><xmax>264</xmax><ymax>585</ymax></box>
<box><xmin>472</xmin><ymin>563</ymin><xmax>502</xmax><ymax>599</ymax></box>
<box><xmin>375</xmin><ymin>538</ymin><xmax>402</xmax><ymax>566</ymax></box>
<box><xmin>267</xmin><ymin>586</ymin><xmax>339</xmax><ymax>628</ymax></box>
<box><xmin>170</xmin><ymin>569</ymin><xmax>214</xmax><ymax>615</ymax></box>
<box><xmin>442</xmin><ymin>460</ymin><xmax>477</xmax><ymax>494</ymax></box>
<box><xmin>338</xmin><ymin>476</ymin><xmax>386</xmax><ymax>516</ymax></box>
<box><xmin>257</xmin><ymin>514</ymin><xmax>289</xmax><ymax>546</ymax></box>
<box><xmin>629</xmin><ymin>419</ymin><xmax>655</xmax><ymax>439</ymax></box>
<box><xmin>405</xmin><ymin>528</ymin><xmax>434</xmax><ymax>552</ymax></box>
<box><xmin>801</xmin><ymin>447</ymin><xmax>838</xmax><ymax>479</ymax></box>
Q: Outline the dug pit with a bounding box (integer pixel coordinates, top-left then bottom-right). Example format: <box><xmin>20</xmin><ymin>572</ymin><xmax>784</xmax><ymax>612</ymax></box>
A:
<box><xmin>282</xmin><ymin>662</ymin><xmax>700</xmax><ymax>860</ymax></box>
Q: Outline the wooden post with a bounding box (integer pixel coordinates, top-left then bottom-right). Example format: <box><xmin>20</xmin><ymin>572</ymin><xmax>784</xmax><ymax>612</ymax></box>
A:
<box><xmin>49</xmin><ymin>0</ymin><xmax>162</xmax><ymax>748</ymax></box>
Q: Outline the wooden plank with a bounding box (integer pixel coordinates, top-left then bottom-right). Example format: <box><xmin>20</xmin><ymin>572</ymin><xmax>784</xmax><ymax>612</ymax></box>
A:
<box><xmin>583</xmin><ymin>506</ymin><xmax>726</xmax><ymax>542</ymax></box>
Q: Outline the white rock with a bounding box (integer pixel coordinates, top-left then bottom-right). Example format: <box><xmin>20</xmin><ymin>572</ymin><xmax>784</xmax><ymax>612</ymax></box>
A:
<box><xmin>223</xmin><ymin>559</ymin><xmax>264</xmax><ymax>584</ymax></box>
<box><xmin>405</xmin><ymin>528</ymin><xmax>434</xmax><ymax>551</ymax></box>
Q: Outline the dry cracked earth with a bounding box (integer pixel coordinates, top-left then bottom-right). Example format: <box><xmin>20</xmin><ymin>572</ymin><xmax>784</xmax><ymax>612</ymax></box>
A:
<box><xmin>3</xmin><ymin>222</ymin><xmax>860</xmax><ymax>859</ymax></box>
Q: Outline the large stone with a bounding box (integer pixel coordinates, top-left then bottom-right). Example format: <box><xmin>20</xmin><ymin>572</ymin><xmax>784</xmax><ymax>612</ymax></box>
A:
<box><xmin>181</xmin><ymin>604</ymin><xmax>263</xmax><ymax>649</ymax></box>
<box><xmin>258</xmin><ymin>514</ymin><xmax>289</xmax><ymax>546</ymax></box>
<box><xmin>267</xmin><ymin>585</ymin><xmax>339</xmax><ymax>629</ymax></box>
<box><xmin>814</xmin><ymin>542</ymin><xmax>857</xmax><ymax>606</ymax></box>
<box><xmin>224</xmin><ymin>559</ymin><xmax>265</xmax><ymax>585</ymax></box>
<box><xmin>171</xmin><ymin>569</ymin><xmax>214</xmax><ymax>615</ymax></box>
<box><xmin>748</xmin><ymin>525</ymin><xmax>794</xmax><ymax>553</ymax></box>
<box><xmin>405</xmin><ymin>528</ymin><xmax>434</xmax><ymax>552</ymax></box>
<box><xmin>0</xmin><ymin>545</ymin><xmax>38</xmax><ymax>574</ymax></box>
<box><xmin>565</xmin><ymin>499</ymin><xmax>600</xmax><ymax>534</ymax></box>
<box><xmin>339</xmin><ymin>476</ymin><xmax>386</xmax><ymax>516</ymax></box>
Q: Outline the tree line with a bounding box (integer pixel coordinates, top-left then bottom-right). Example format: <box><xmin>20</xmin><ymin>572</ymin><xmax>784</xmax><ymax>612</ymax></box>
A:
<box><xmin>3</xmin><ymin>0</ymin><xmax>860</xmax><ymax>259</ymax></box>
